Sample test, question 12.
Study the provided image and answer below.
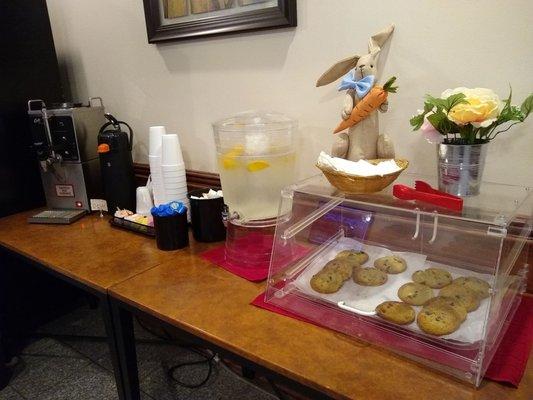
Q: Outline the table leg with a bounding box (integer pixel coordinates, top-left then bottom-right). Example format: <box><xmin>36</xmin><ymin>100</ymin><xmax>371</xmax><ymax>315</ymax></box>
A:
<box><xmin>101</xmin><ymin>297</ymin><xmax>129</xmax><ymax>400</ymax></box>
<box><xmin>0</xmin><ymin>333</ymin><xmax>12</xmax><ymax>390</ymax></box>
<box><xmin>109</xmin><ymin>299</ymin><xmax>140</xmax><ymax>400</ymax></box>
<box><xmin>0</xmin><ymin>252</ymin><xmax>12</xmax><ymax>390</ymax></box>
<box><xmin>107</xmin><ymin>299</ymin><xmax>334</xmax><ymax>400</ymax></box>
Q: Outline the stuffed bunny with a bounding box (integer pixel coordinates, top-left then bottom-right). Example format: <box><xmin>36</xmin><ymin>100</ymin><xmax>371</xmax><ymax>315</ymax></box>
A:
<box><xmin>316</xmin><ymin>24</ymin><xmax>395</xmax><ymax>161</ymax></box>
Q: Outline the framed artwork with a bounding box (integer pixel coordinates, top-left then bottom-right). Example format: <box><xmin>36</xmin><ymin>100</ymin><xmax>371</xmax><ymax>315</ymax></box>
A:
<box><xmin>142</xmin><ymin>0</ymin><xmax>297</xmax><ymax>43</ymax></box>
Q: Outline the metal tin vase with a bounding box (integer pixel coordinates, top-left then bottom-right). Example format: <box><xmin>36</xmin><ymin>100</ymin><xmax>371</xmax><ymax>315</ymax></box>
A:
<box><xmin>437</xmin><ymin>143</ymin><xmax>488</xmax><ymax>197</ymax></box>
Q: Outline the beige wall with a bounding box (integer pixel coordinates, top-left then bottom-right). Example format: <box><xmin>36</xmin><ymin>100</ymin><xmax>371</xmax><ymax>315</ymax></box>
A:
<box><xmin>46</xmin><ymin>0</ymin><xmax>533</xmax><ymax>186</ymax></box>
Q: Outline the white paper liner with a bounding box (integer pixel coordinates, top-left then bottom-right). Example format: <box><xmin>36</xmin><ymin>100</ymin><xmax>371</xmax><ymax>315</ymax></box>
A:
<box><xmin>294</xmin><ymin>237</ymin><xmax>493</xmax><ymax>344</ymax></box>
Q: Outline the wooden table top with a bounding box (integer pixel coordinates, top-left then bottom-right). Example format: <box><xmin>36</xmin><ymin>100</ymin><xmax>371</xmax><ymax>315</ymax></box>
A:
<box><xmin>1</xmin><ymin>210</ymin><xmax>529</xmax><ymax>398</ymax></box>
<box><xmin>0</xmin><ymin>210</ymin><xmax>180</xmax><ymax>293</ymax></box>
<box><xmin>109</xmin><ymin>242</ymin><xmax>532</xmax><ymax>400</ymax></box>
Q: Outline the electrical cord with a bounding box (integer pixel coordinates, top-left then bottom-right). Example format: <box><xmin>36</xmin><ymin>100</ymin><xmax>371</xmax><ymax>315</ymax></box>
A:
<box><xmin>166</xmin><ymin>351</ymin><xmax>216</xmax><ymax>389</ymax></box>
<box><xmin>28</xmin><ymin>316</ymin><xmax>217</xmax><ymax>390</ymax></box>
<box><xmin>136</xmin><ymin>316</ymin><xmax>284</xmax><ymax>398</ymax></box>
<box><xmin>29</xmin><ymin>315</ymin><xmax>285</xmax><ymax>397</ymax></box>
<box><xmin>135</xmin><ymin>315</ymin><xmax>173</xmax><ymax>341</ymax></box>
<box><xmin>135</xmin><ymin>316</ymin><xmax>217</xmax><ymax>389</ymax></box>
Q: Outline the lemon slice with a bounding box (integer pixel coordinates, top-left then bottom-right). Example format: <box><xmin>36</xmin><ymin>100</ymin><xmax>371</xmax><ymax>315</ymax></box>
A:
<box><xmin>247</xmin><ymin>160</ymin><xmax>270</xmax><ymax>172</ymax></box>
<box><xmin>226</xmin><ymin>145</ymin><xmax>244</xmax><ymax>157</ymax></box>
<box><xmin>221</xmin><ymin>157</ymin><xmax>238</xmax><ymax>169</ymax></box>
<box><xmin>220</xmin><ymin>145</ymin><xmax>244</xmax><ymax>170</ymax></box>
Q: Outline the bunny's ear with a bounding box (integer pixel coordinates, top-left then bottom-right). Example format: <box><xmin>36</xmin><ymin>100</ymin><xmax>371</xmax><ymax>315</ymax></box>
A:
<box><xmin>316</xmin><ymin>55</ymin><xmax>360</xmax><ymax>87</ymax></box>
<box><xmin>368</xmin><ymin>24</ymin><xmax>395</xmax><ymax>54</ymax></box>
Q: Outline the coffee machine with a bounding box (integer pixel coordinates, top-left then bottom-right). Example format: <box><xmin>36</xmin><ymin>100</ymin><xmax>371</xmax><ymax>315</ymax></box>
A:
<box><xmin>27</xmin><ymin>98</ymin><xmax>105</xmax><ymax>222</ymax></box>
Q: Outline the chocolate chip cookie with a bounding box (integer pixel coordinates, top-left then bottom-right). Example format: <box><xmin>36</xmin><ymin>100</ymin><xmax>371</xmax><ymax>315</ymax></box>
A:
<box><xmin>417</xmin><ymin>304</ymin><xmax>461</xmax><ymax>336</ymax></box>
<box><xmin>376</xmin><ymin>301</ymin><xmax>415</xmax><ymax>325</ymax></box>
<box><xmin>424</xmin><ymin>296</ymin><xmax>467</xmax><ymax>322</ymax></box>
<box><xmin>439</xmin><ymin>284</ymin><xmax>480</xmax><ymax>312</ymax></box>
<box><xmin>353</xmin><ymin>267</ymin><xmax>388</xmax><ymax>286</ymax></box>
<box><xmin>397</xmin><ymin>282</ymin><xmax>434</xmax><ymax>306</ymax></box>
<box><xmin>412</xmin><ymin>268</ymin><xmax>453</xmax><ymax>289</ymax></box>
<box><xmin>323</xmin><ymin>259</ymin><xmax>354</xmax><ymax>281</ymax></box>
<box><xmin>310</xmin><ymin>270</ymin><xmax>344</xmax><ymax>294</ymax></box>
<box><xmin>335</xmin><ymin>250</ymin><xmax>369</xmax><ymax>266</ymax></box>
<box><xmin>374</xmin><ymin>255</ymin><xmax>407</xmax><ymax>274</ymax></box>
<box><xmin>452</xmin><ymin>276</ymin><xmax>491</xmax><ymax>299</ymax></box>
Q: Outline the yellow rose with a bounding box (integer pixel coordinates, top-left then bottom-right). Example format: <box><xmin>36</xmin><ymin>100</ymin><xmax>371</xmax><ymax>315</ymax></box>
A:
<box><xmin>441</xmin><ymin>87</ymin><xmax>501</xmax><ymax>127</ymax></box>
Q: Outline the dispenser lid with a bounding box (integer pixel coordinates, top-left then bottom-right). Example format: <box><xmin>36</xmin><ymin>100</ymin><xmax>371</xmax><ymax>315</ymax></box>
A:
<box><xmin>213</xmin><ymin>110</ymin><xmax>297</xmax><ymax>133</ymax></box>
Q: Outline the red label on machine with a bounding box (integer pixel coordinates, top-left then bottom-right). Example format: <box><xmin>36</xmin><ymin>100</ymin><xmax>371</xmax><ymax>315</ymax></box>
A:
<box><xmin>55</xmin><ymin>184</ymin><xmax>75</xmax><ymax>197</ymax></box>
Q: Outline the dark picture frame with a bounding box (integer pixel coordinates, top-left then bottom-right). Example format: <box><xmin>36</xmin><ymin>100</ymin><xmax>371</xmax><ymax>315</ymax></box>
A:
<box><xmin>142</xmin><ymin>0</ymin><xmax>297</xmax><ymax>43</ymax></box>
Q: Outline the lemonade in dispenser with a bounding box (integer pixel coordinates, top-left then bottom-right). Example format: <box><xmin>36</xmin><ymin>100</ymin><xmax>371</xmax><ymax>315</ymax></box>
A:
<box><xmin>213</xmin><ymin>111</ymin><xmax>297</xmax><ymax>226</ymax></box>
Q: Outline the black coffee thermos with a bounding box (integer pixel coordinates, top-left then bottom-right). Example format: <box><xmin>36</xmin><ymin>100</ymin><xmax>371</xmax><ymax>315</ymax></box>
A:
<box><xmin>97</xmin><ymin>113</ymin><xmax>136</xmax><ymax>213</ymax></box>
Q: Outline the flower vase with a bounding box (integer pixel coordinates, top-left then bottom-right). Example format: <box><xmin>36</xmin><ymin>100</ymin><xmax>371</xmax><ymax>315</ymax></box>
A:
<box><xmin>436</xmin><ymin>143</ymin><xmax>488</xmax><ymax>197</ymax></box>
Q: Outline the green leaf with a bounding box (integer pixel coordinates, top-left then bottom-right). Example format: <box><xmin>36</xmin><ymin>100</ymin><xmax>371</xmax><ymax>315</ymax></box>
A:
<box><xmin>443</xmin><ymin>93</ymin><xmax>468</xmax><ymax>112</ymax></box>
<box><xmin>441</xmin><ymin>117</ymin><xmax>460</xmax><ymax>134</ymax></box>
<box><xmin>425</xmin><ymin>93</ymin><xmax>467</xmax><ymax>113</ymax></box>
<box><xmin>509</xmin><ymin>105</ymin><xmax>525</xmax><ymax>121</ymax></box>
<box><xmin>427</xmin><ymin>112</ymin><xmax>447</xmax><ymax>131</ymax></box>
<box><xmin>501</xmin><ymin>86</ymin><xmax>512</xmax><ymax>115</ymax></box>
<box><xmin>410</xmin><ymin>101</ymin><xmax>435</xmax><ymax>130</ymax></box>
<box><xmin>426</xmin><ymin>110</ymin><xmax>461</xmax><ymax>135</ymax></box>
<box><xmin>410</xmin><ymin>114</ymin><xmax>425</xmax><ymax>130</ymax></box>
<box><xmin>477</xmin><ymin>122</ymin><xmax>497</xmax><ymax>140</ymax></box>
<box><xmin>425</xmin><ymin>95</ymin><xmax>447</xmax><ymax>111</ymax></box>
<box><xmin>383</xmin><ymin>76</ymin><xmax>398</xmax><ymax>93</ymax></box>
<box><xmin>498</xmin><ymin>105</ymin><xmax>524</xmax><ymax>124</ymax></box>
<box><xmin>423</xmin><ymin>101</ymin><xmax>434</xmax><ymax>114</ymax></box>
<box><xmin>520</xmin><ymin>93</ymin><xmax>533</xmax><ymax>120</ymax></box>
<box><xmin>458</xmin><ymin>124</ymin><xmax>477</xmax><ymax>144</ymax></box>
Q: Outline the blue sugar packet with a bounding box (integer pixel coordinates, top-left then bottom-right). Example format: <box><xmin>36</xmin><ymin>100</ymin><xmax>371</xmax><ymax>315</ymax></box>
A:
<box><xmin>169</xmin><ymin>201</ymin><xmax>187</xmax><ymax>214</ymax></box>
<box><xmin>151</xmin><ymin>201</ymin><xmax>187</xmax><ymax>217</ymax></box>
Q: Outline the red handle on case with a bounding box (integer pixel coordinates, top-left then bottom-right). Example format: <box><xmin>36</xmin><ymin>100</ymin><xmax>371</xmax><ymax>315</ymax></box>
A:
<box><xmin>393</xmin><ymin>184</ymin><xmax>463</xmax><ymax>212</ymax></box>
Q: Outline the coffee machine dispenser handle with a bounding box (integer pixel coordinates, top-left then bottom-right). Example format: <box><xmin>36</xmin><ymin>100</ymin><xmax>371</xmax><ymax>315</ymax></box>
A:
<box><xmin>41</xmin><ymin>108</ymin><xmax>54</xmax><ymax>158</ymax></box>
<box><xmin>28</xmin><ymin>99</ymin><xmax>59</xmax><ymax>167</ymax></box>
<box><xmin>100</xmin><ymin>113</ymin><xmax>134</xmax><ymax>151</ymax></box>
<box><xmin>29</xmin><ymin>102</ymin><xmax>62</xmax><ymax>167</ymax></box>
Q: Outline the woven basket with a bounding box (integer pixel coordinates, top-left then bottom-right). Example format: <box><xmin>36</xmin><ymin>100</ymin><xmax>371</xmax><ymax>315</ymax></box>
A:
<box><xmin>317</xmin><ymin>159</ymin><xmax>409</xmax><ymax>194</ymax></box>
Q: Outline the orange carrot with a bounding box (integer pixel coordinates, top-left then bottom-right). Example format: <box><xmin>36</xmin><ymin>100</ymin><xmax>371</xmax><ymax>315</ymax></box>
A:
<box><xmin>333</xmin><ymin>77</ymin><xmax>397</xmax><ymax>133</ymax></box>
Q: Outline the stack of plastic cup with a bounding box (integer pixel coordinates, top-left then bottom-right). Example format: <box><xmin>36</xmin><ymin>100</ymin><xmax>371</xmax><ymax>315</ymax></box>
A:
<box><xmin>161</xmin><ymin>134</ymin><xmax>189</xmax><ymax>214</ymax></box>
<box><xmin>148</xmin><ymin>126</ymin><xmax>166</xmax><ymax>206</ymax></box>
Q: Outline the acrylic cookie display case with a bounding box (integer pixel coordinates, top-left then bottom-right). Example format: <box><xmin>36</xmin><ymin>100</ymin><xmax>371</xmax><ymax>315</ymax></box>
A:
<box><xmin>265</xmin><ymin>173</ymin><xmax>531</xmax><ymax>386</ymax></box>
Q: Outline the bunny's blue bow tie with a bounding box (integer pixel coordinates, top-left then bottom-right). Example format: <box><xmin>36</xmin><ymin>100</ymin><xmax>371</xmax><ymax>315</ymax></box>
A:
<box><xmin>338</xmin><ymin>73</ymin><xmax>375</xmax><ymax>98</ymax></box>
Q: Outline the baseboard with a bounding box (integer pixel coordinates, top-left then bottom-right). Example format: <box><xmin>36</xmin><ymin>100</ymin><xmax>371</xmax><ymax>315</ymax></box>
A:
<box><xmin>133</xmin><ymin>163</ymin><xmax>221</xmax><ymax>191</ymax></box>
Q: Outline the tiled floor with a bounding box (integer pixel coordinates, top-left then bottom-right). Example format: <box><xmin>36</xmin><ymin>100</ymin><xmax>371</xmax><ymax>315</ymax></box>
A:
<box><xmin>0</xmin><ymin>304</ymin><xmax>278</xmax><ymax>400</ymax></box>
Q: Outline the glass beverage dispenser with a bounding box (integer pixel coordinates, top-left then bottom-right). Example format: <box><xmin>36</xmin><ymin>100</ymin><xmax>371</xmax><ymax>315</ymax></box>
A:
<box><xmin>213</xmin><ymin>111</ymin><xmax>297</xmax><ymax>268</ymax></box>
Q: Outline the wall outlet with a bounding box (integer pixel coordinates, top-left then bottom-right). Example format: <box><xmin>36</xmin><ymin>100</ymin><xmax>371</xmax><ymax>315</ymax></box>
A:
<box><xmin>90</xmin><ymin>199</ymin><xmax>108</xmax><ymax>212</ymax></box>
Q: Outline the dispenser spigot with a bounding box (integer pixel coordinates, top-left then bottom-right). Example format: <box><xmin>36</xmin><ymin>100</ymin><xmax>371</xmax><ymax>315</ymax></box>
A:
<box><xmin>221</xmin><ymin>205</ymin><xmax>239</xmax><ymax>227</ymax></box>
<box><xmin>40</xmin><ymin>154</ymin><xmax>60</xmax><ymax>171</ymax></box>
